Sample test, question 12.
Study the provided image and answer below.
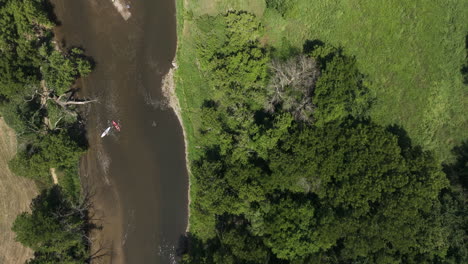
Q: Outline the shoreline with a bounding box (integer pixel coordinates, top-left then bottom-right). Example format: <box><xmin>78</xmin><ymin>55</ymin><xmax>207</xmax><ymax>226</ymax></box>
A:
<box><xmin>52</xmin><ymin>24</ymin><xmax>125</xmax><ymax>264</ymax></box>
<box><xmin>161</xmin><ymin>58</ymin><xmax>191</xmax><ymax>232</ymax></box>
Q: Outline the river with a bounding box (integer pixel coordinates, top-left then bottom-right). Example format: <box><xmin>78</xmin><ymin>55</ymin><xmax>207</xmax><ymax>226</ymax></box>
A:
<box><xmin>51</xmin><ymin>0</ymin><xmax>188</xmax><ymax>263</ymax></box>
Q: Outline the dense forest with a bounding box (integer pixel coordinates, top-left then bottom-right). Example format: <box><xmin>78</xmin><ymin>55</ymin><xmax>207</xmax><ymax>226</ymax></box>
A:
<box><xmin>175</xmin><ymin>2</ymin><xmax>468</xmax><ymax>263</ymax></box>
<box><xmin>0</xmin><ymin>0</ymin><xmax>93</xmax><ymax>262</ymax></box>
<box><xmin>1</xmin><ymin>0</ymin><xmax>467</xmax><ymax>263</ymax></box>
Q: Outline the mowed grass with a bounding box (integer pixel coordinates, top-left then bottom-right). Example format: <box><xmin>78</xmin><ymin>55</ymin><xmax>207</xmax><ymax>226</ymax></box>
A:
<box><xmin>175</xmin><ymin>0</ymin><xmax>468</xmax><ymax>162</ymax></box>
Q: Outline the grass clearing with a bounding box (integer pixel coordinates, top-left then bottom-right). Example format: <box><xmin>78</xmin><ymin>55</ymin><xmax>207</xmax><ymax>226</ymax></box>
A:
<box><xmin>177</xmin><ymin>0</ymin><xmax>467</xmax><ymax>162</ymax></box>
<box><xmin>0</xmin><ymin>118</ymin><xmax>37</xmax><ymax>264</ymax></box>
<box><xmin>264</xmin><ymin>0</ymin><xmax>468</xmax><ymax>161</ymax></box>
<box><xmin>186</xmin><ymin>0</ymin><xmax>265</xmax><ymax>17</ymax></box>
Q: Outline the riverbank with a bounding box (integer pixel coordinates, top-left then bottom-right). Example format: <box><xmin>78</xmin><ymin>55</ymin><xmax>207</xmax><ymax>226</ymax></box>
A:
<box><xmin>54</xmin><ymin>0</ymin><xmax>187</xmax><ymax>262</ymax></box>
<box><xmin>0</xmin><ymin>118</ymin><xmax>37</xmax><ymax>264</ymax></box>
<box><xmin>161</xmin><ymin>60</ymin><xmax>192</xmax><ymax>231</ymax></box>
<box><xmin>171</xmin><ymin>0</ymin><xmax>265</xmax><ymax>235</ymax></box>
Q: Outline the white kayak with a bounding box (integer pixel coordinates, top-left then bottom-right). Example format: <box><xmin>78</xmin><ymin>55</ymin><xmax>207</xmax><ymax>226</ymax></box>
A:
<box><xmin>100</xmin><ymin>126</ymin><xmax>111</xmax><ymax>138</ymax></box>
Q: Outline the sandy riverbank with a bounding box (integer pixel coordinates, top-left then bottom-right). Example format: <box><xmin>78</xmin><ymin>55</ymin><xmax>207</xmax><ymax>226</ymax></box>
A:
<box><xmin>161</xmin><ymin>59</ymin><xmax>191</xmax><ymax>232</ymax></box>
<box><xmin>0</xmin><ymin>118</ymin><xmax>38</xmax><ymax>264</ymax></box>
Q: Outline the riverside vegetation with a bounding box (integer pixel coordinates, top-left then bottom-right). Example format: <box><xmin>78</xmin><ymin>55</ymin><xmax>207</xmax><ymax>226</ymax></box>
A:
<box><xmin>175</xmin><ymin>1</ymin><xmax>468</xmax><ymax>263</ymax></box>
<box><xmin>0</xmin><ymin>0</ymin><xmax>95</xmax><ymax>263</ymax></box>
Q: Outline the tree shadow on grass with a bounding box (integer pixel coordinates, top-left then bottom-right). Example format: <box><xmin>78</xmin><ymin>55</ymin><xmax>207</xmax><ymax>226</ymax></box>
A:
<box><xmin>386</xmin><ymin>124</ymin><xmax>413</xmax><ymax>152</ymax></box>
<box><xmin>443</xmin><ymin>140</ymin><xmax>468</xmax><ymax>191</ymax></box>
<box><xmin>461</xmin><ymin>34</ymin><xmax>468</xmax><ymax>85</ymax></box>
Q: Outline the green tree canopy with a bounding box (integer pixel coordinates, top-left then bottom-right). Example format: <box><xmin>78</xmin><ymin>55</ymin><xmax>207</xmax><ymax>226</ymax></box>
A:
<box><xmin>41</xmin><ymin>48</ymin><xmax>92</xmax><ymax>95</ymax></box>
<box><xmin>12</xmin><ymin>185</ymin><xmax>89</xmax><ymax>263</ymax></box>
<box><xmin>259</xmin><ymin>120</ymin><xmax>448</xmax><ymax>261</ymax></box>
<box><xmin>196</xmin><ymin>11</ymin><xmax>269</xmax><ymax>109</ymax></box>
<box><xmin>311</xmin><ymin>47</ymin><xmax>372</xmax><ymax>125</ymax></box>
<box><xmin>9</xmin><ymin>131</ymin><xmax>85</xmax><ymax>182</ymax></box>
<box><xmin>0</xmin><ymin>0</ymin><xmax>54</xmax><ymax>98</ymax></box>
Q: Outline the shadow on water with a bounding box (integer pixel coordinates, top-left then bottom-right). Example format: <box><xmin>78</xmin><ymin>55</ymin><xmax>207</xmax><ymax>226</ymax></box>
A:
<box><xmin>44</xmin><ymin>1</ymin><xmax>61</xmax><ymax>26</ymax></box>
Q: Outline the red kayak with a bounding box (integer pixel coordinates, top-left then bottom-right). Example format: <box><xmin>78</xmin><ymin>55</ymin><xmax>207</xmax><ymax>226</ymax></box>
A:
<box><xmin>112</xmin><ymin>120</ymin><xmax>121</xmax><ymax>131</ymax></box>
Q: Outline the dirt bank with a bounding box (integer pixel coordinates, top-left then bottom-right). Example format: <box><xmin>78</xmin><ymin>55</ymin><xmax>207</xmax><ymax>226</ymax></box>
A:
<box><xmin>0</xmin><ymin>118</ymin><xmax>38</xmax><ymax>264</ymax></box>
<box><xmin>161</xmin><ymin>60</ymin><xmax>191</xmax><ymax>231</ymax></box>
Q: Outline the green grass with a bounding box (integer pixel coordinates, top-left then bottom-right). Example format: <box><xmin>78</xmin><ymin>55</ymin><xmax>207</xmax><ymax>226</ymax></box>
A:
<box><xmin>56</xmin><ymin>166</ymin><xmax>81</xmax><ymax>202</ymax></box>
<box><xmin>175</xmin><ymin>0</ymin><xmax>266</xmax><ymax>158</ymax></box>
<box><xmin>185</xmin><ymin>0</ymin><xmax>265</xmax><ymax>17</ymax></box>
<box><xmin>175</xmin><ymin>0</ymin><xmax>468</xmax><ymax>163</ymax></box>
<box><xmin>177</xmin><ymin>0</ymin><xmax>468</xmax><ymax>161</ymax></box>
<box><xmin>264</xmin><ymin>0</ymin><xmax>468</xmax><ymax>162</ymax></box>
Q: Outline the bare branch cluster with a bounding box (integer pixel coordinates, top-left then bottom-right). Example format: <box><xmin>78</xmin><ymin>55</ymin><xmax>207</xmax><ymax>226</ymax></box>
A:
<box><xmin>265</xmin><ymin>54</ymin><xmax>320</xmax><ymax>122</ymax></box>
<box><xmin>25</xmin><ymin>80</ymin><xmax>97</xmax><ymax>130</ymax></box>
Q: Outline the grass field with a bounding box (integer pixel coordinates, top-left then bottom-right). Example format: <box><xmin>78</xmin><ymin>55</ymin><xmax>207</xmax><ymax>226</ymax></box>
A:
<box><xmin>264</xmin><ymin>0</ymin><xmax>468</xmax><ymax>162</ymax></box>
<box><xmin>0</xmin><ymin>118</ymin><xmax>37</xmax><ymax>264</ymax></box>
<box><xmin>176</xmin><ymin>0</ymin><xmax>468</xmax><ymax>163</ymax></box>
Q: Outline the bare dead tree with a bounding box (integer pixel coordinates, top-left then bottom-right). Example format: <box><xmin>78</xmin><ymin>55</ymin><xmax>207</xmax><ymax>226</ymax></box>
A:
<box><xmin>88</xmin><ymin>242</ymin><xmax>112</xmax><ymax>263</ymax></box>
<box><xmin>78</xmin><ymin>181</ymin><xmax>113</xmax><ymax>263</ymax></box>
<box><xmin>22</xmin><ymin>80</ymin><xmax>97</xmax><ymax>130</ymax></box>
<box><xmin>266</xmin><ymin>54</ymin><xmax>320</xmax><ymax>122</ymax></box>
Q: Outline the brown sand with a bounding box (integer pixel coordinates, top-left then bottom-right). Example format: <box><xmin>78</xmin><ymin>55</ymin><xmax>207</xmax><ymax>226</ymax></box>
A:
<box><xmin>0</xmin><ymin>118</ymin><xmax>38</xmax><ymax>264</ymax></box>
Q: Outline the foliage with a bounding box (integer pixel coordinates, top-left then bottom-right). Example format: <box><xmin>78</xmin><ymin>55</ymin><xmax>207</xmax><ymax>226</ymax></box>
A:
<box><xmin>265</xmin><ymin>0</ymin><xmax>289</xmax><ymax>16</ymax></box>
<box><xmin>0</xmin><ymin>96</ymin><xmax>44</xmax><ymax>135</ymax></box>
<box><xmin>0</xmin><ymin>1</ymin><xmax>93</xmax><ymax>263</ymax></box>
<box><xmin>462</xmin><ymin>34</ymin><xmax>468</xmax><ymax>85</ymax></box>
<box><xmin>41</xmin><ymin>48</ymin><xmax>92</xmax><ymax>95</ymax></box>
<box><xmin>45</xmin><ymin>100</ymin><xmax>77</xmax><ymax>130</ymax></box>
<box><xmin>0</xmin><ymin>0</ymin><xmax>91</xmax><ymax>194</ymax></box>
<box><xmin>174</xmin><ymin>1</ymin><xmax>467</xmax><ymax>263</ymax></box>
<box><xmin>12</xmin><ymin>185</ymin><xmax>90</xmax><ymax>264</ymax></box>
<box><xmin>262</xmin><ymin>0</ymin><xmax>468</xmax><ymax>162</ymax></box>
<box><xmin>9</xmin><ymin>131</ymin><xmax>85</xmax><ymax>182</ymax></box>
<box><xmin>195</xmin><ymin>11</ymin><xmax>268</xmax><ymax>109</ymax></box>
<box><xmin>186</xmin><ymin>114</ymin><xmax>451</xmax><ymax>262</ymax></box>
<box><xmin>0</xmin><ymin>0</ymin><xmax>54</xmax><ymax>98</ymax></box>
<box><xmin>438</xmin><ymin>142</ymin><xmax>468</xmax><ymax>264</ymax></box>
<box><xmin>310</xmin><ymin>45</ymin><xmax>372</xmax><ymax>125</ymax></box>
<box><xmin>180</xmin><ymin>11</ymin><xmax>450</xmax><ymax>260</ymax></box>
<box><xmin>266</xmin><ymin>120</ymin><xmax>448</xmax><ymax>261</ymax></box>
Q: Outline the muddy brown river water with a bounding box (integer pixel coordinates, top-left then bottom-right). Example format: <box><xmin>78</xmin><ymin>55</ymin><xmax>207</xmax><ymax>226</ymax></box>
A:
<box><xmin>52</xmin><ymin>0</ymin><xmax>188</xmax><ymax>263</ymax></box>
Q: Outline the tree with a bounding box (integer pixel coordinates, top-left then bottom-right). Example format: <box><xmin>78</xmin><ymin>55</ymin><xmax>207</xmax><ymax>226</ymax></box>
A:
<box><xmin>255</xmin><ymin>193</ymin><xmax>326</xmax><ymax>260</ymax></box>
<box><xmin>265</xmin><ymin>54</ymin><xmax>320</xmax><ymax>122</ymax></box>
<box><xmin>9</xmin><ymin>131</ymin><xmax>85</xmax><ymax>182</ymax></box>
<box><xmin>267</xmin><ymin>120</ymin><xmax>448</xmax><ymax>261</ymax></box>
<box><xmin>0</xmin><ymin>0</ymin><xmax>54</xmax><ymax>98</ymax></box>
<box><xmin>196</xmin><ymin>11</ymin><xmax>269</xmax><ymax>109</ymax></box>
<box><xmin>438</xmin><ymin>142</ymin><xmax>468</xmax><ymax>263</ymax></box>
<box><xmin>12</xmin><ymin>186</ymin><xmax>89</xmax><ymax>263</ymax></box>
<box><xmin>41</xmin><ymin>48</ymin><xmax>92</xmax><ymax>95</ymax></box>
<box><xmin>311</xmin><ymin>46</ymin><xmax>372</xmax><ymax>125</ymax></box>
